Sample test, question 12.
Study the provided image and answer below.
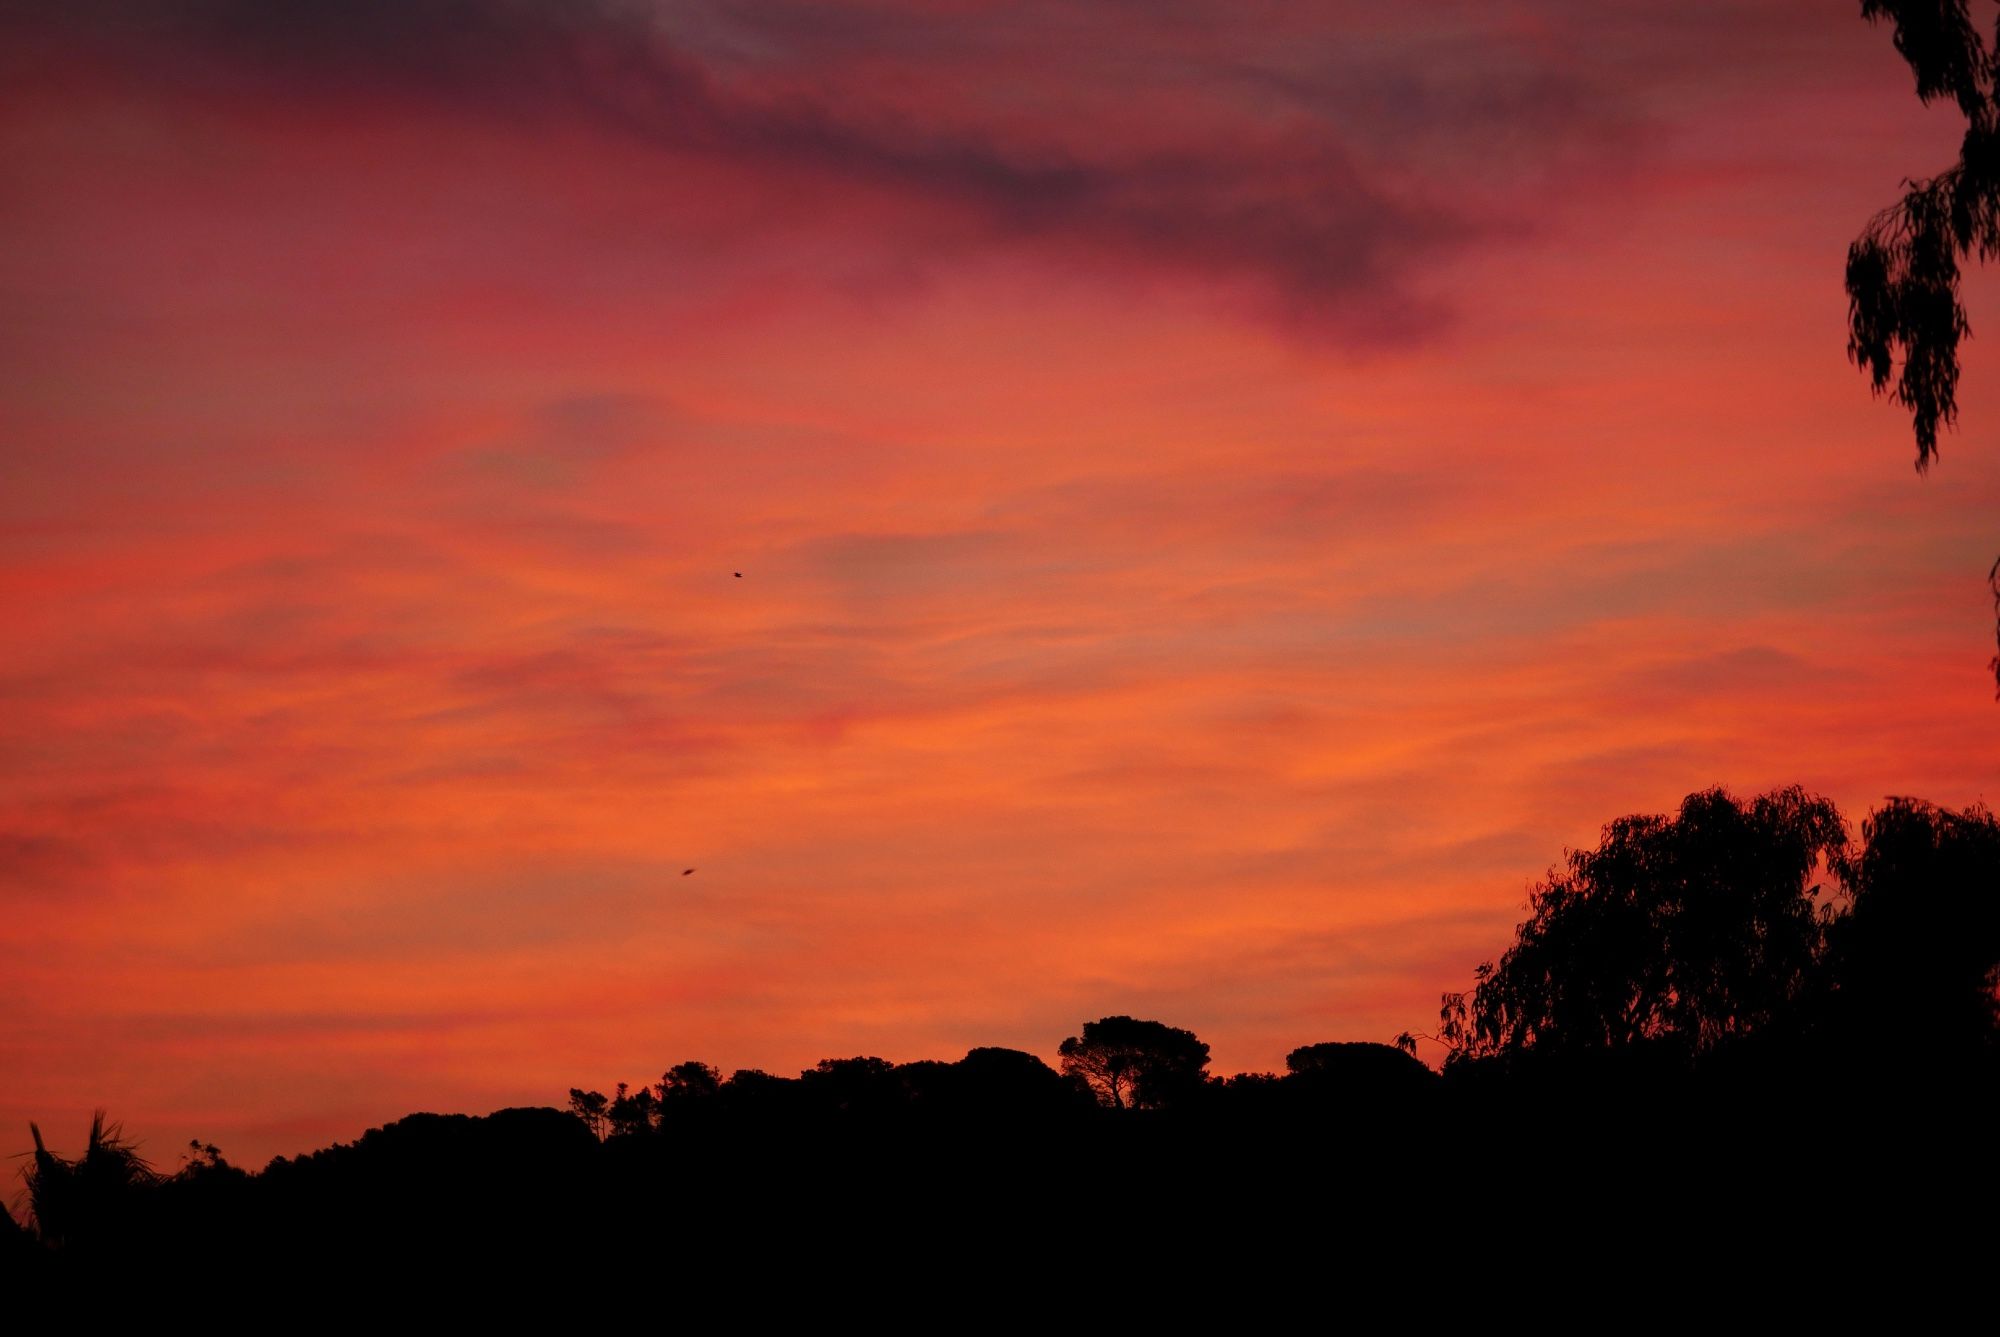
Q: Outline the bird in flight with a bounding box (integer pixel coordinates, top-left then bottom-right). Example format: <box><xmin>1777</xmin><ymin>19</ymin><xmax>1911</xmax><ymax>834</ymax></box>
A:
<box><xmin>682</xmin><ymin>868</ymin><xmax>696</xmax><ymax>876</ymax></box>
<box><xmin>733</xmin><ymin>572</ymin><xmax>742</xmax><ymax>578</ymax></box>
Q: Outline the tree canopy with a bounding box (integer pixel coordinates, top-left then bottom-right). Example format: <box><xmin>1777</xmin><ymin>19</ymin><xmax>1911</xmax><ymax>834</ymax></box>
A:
<box><xmin>1057</xmin><ymin>1015</ymin><xmax>1211</xmax><ymax>1109</ymax></box>
<box><xmin>1846</xmin><ymin>2</ymin><xmax>1998</xmax><ymax>466</ymax></box>
<box><xmin>1438</xmin><ymin>787</ymin><xmax>1848</xmax><ymax>1061</ymax></box>
<box><xmin>1827</xmin><ymin>795</ymin><xmax>2000</xmax><ymax>1048</ymax></box>
<box><xmin>1845</xmin><ymin>1</ymin><xmax>2000</xmax><ymax>686</ymax></box>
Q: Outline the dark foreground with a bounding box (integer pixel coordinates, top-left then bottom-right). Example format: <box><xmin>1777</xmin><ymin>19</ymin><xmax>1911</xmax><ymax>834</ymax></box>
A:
<box><xmin>6</xmin><ymin>1048</ymin><xmax>1993</xmax><ymax>1319</ymax></box>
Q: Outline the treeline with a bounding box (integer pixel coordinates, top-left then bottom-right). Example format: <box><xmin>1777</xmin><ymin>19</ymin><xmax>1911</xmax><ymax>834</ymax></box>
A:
<box><xmin>556</xmin><ymin>1027</ymin><xmax>1435</xmax><ymax>1142</ymax></box>
<box><xmin>5</xmin><ymin>786</ymin><xmax>1996</xmax><ymax>1306</ymax></box>
<box><xmin>551</xmin><ymin>786</ymin><xmax>1998</xmax><ymax>1133</ymax></box>
<box><xmin>1441</xmin><ymin>788</ymin><xmax>1999</xmax><ymax>1070</ymax></box>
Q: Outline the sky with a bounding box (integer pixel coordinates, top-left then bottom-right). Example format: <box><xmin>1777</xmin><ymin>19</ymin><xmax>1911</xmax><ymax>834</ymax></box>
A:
<box><xmin>4</xmin><ymin>0</ymin><xmax>1998</xmax><ymax>1169</ymax></box>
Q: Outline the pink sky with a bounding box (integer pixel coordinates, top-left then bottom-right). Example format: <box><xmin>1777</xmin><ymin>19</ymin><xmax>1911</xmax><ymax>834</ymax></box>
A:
<box><xmin>4</xmin><ymin>1</ymin><xmax>1997</xmax><ymax>1167</ymax></box>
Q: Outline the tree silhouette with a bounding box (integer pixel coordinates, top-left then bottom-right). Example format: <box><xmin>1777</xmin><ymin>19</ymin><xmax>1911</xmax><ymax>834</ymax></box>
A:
<box><xmin>801</xmin><ymin>1056</ymin><xmax>901</xmax><ymax>1115</ymax></box>
<box><xmin>1826</xmin><ymin>795</ymin><xmax>2000</xmax><ymax>1049</ymax></box>
<box><xmin>567</xmin><ymin>1087</ymin><xmax>610</xmax><ymax>1140</ymax></box>
<box><xmin>1845</xmin><ymin>2</ymin><xmax>2000</xmax><ymax>686</ymax></box>
<box><xmin>1058</xmin><ymin>1016</ymin><xmax>1210</xmax><ymax>1109</ymax></box>
<box><xmin>1438</xmin><ymin>787</ymin><xmax>1847</xmax><ymax>1061</ymax></box>
<box><xmin>177</xmin><ymin>1139</ymin><xmax>227</xmax><ymax>1175</ymax></box>
<box><xmin>1284</xmin><ymin>1041</ymin><xmax>1437</xmax><ymax>1101</ymax></box>
<box><xmin>606</xmin><ymin>1081</ymin><xmax>658</xmax><ymax>1138</ymax></box>
<box><xmin>949</xmin><ymin>1047</ymin><xmax>1092</xmax><ymax>1117</ymax></box>
<box><xmin>24</xmin><ymin>1112</ymin><xmax>158</xmax><ymax>1252</ymax></box>
<box><xmin>657</xmin><ymin>1061</ymin><xmax>722</xmax><ymax>1100</ymax></box>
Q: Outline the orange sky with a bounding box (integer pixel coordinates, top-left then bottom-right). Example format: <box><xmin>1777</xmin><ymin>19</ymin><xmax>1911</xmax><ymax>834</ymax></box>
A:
<box><xmin>4</xmin><ymin>2</ymin><xmax>1998</xmax><ymax>1168</ymax></box>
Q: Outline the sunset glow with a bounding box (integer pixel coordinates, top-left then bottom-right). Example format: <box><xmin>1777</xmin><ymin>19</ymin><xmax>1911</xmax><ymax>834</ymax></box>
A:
<box><xmin>5</xmin><ymin>2</ymin><xmax>1997</xmax><ymax>1167</ymax></box>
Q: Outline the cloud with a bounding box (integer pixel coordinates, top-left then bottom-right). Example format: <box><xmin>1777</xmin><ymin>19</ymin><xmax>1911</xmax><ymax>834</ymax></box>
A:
<box><xmin>1619</xmin><ymin>644</ymin><xmax>1824</xmax><ymax>700</ymax></box>
<box><xmin>0</xmin><ymin>0</ymin><xmax>1661</xmax><ymax>343</ymax></box>
<box><xmin>457</xmin><ymin>393</ymin><xmax>668</xmax><ymax>487</ymax></box>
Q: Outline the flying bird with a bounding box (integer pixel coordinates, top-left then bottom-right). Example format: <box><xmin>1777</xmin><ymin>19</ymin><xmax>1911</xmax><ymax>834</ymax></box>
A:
<box><xmin>682</xmin><ymin>868</ymin><xmax>695</xmax><ymax>876</ymax></box>
<box><xmin>733</xmin><ymin>572</ymin><xmax>742</xmax><ymax>578</ymax></box>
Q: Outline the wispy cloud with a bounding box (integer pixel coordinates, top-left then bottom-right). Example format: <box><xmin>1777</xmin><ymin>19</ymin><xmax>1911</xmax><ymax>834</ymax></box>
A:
<box><xmin>3</xmin><ymin>0</ymin><xmax>1670</xmax><ymax>342</ymax></box>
